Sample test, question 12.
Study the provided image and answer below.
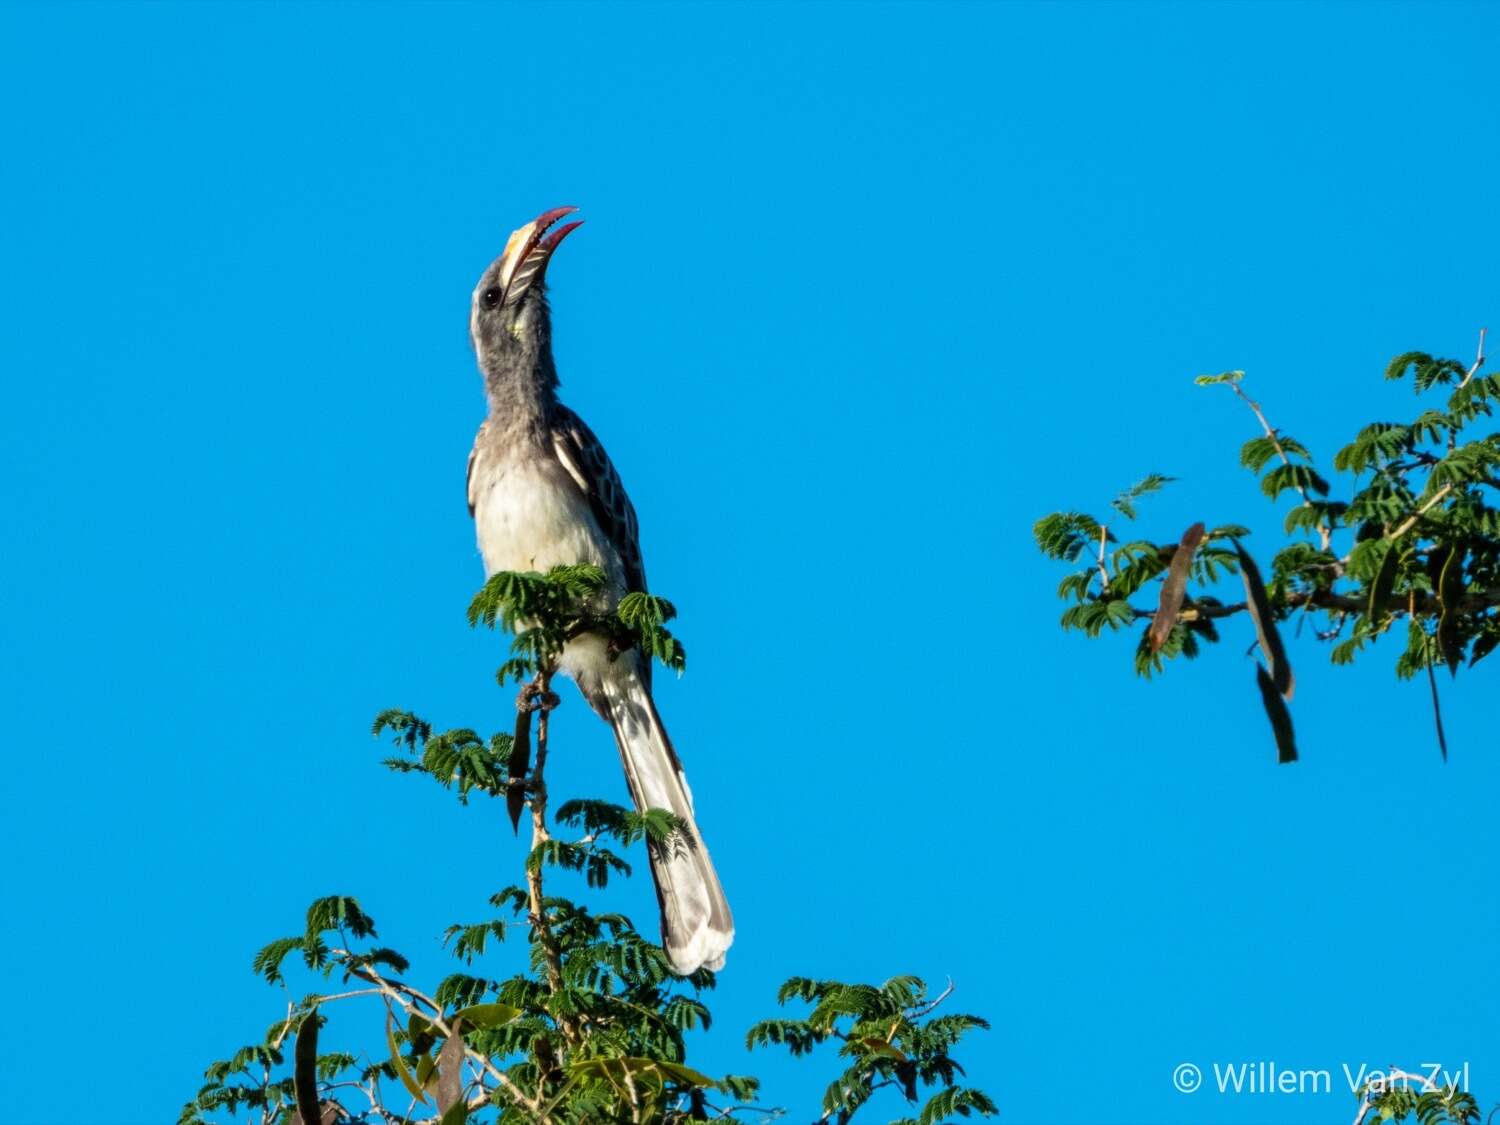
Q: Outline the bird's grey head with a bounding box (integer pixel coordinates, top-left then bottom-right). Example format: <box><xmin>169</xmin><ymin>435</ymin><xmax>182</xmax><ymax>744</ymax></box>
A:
<box><xmin>469</xmin><ymin>206</ymin><xmax>584</xmax><ymax>391</ymax></box>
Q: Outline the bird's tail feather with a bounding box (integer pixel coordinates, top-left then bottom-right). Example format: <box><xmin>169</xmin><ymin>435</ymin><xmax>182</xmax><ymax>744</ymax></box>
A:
<box><xmin>596</xmin><ymin>667</ymin><xmax>733</xmax><ymax>976</ymax></box>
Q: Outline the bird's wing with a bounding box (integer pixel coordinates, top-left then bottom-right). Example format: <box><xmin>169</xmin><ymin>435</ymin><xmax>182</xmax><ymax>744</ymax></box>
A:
<box><xmin>466</xmin><ymin>420</ymin><xmax>488</xmax><ymax>517</ymax></box>
<box><xmin>548</xmin><ymin>404</ymin><xmax>648</xmax><ymax>594</ymax></box>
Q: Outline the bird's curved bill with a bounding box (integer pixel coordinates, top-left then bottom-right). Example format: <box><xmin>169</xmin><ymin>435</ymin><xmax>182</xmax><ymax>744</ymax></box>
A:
<box><xmin>499</xmin><ymin>206</ymin><xmax>584</xmax><ymax>304</ymax></box>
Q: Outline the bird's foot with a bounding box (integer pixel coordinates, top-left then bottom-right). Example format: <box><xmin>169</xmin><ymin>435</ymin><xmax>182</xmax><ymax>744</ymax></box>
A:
<box><xmin>517</xmin><ymin>683</ymin><xmax>562</xmax><ymax>714</ymax></box>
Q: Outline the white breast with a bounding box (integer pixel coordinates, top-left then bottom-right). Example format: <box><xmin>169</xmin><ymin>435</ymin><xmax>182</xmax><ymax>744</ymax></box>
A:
<box><xmin>471</xmin><ymin>452</ymin><xmax>624</xmax><ymax>589</ymax></box>
<box><xmin>470</xmin><ymin>450</ymin><xmax>629</xmax><ymax>697</ymax></box>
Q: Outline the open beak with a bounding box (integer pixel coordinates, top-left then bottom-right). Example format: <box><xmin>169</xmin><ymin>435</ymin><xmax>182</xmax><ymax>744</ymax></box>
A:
<box><xmin>498</xmin><ymin>205</ymin><xmax>584</xmax><ymax>305</ymax></box>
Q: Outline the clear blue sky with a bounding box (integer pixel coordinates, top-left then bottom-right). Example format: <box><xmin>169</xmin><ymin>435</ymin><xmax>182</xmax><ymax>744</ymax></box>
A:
<box><xmin>2</xmin><ymin>3</ymin><xmax>1497</xmax><ymax>1123</ymax></box>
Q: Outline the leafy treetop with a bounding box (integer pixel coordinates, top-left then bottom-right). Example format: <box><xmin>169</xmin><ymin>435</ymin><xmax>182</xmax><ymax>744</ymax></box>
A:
<box><xmin>184</xmin><ymin>565</ymin><xmax>996</xmax><ymax>1125</ymax></box>
<box><xmin>1034</xmin><ymin>333</ymin><xmax>1495</xmax><ymax>762</ymax></box>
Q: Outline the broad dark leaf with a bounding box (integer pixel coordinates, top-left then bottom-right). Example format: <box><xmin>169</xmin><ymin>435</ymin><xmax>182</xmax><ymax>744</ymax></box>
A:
<box><xmin>508</xmin><ymin>708</ymin><xmax>532</xmax><ymax>834</ymax></box>
<box><xmin>408</xmin><ymin>1012</ymin><xmax>436</xmax><ymax>1057</ymax></box>
<box><xmin>1367</xmin><ymin>540</ymin><xmax>1400</xmax><ymax>624</ymax></box>
<box><xmin>1150</xmin><ymin>522</ymin><xmax>1205</xmax><ymax>652</ymax></box>
<box><xmin>1235</xmin><ymin>540</ymin><xmax>1294</xmax><ymax>700</ymax></box>
<box><xmin>1435</xmin><ymin>543</ymin><xmax>1467</xmax><ymax>676</ymax></box>
<box><xmin>1470</xmin><ymin>626</ymin><xmax>1500</xmax><ymax>668</ymax></box>
<box><xmin>1426</xmin><ymin>661</ymin><xmax>1449</xmax><ymax>763</ymax></box>
<box><xmin>293</xmin><ymin>1012</ymin><xmax>321</xmax><ymax>1125</ymax></box>
<box><xmin>452</xmin><ymin>1002</ymin><xmax>520</xmax><ymax>1029</ymax></box>
<box><xmin>1254</xmin><ymin>663</ymin><xmax>1298</xmax><ymax>764</ymax></box>
<box><xmin>436</xmin><ymin>1017</ymin><xmax>464</xmax><ymax>1112</ymax></box>
<box><xmin>386</xmin><ymin>1011</ymin><xmax>427</xmax><ymax>1104</ymax></box>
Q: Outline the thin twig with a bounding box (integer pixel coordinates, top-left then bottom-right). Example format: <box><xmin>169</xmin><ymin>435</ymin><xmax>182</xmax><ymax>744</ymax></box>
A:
<box><xmin>357</xmin><ymin>1077</ymin><xmax>403</xmax><ymax>1125</ymax></box>
<box><xmin>1387</xmin><ymin>1068</ymin><xmax>1442</xmax><ymax>1090</ymax></box>
<box><xmin>1225</xmin><ymin>380</ymin><xmax>1333</xmax><ymax>551</ymax></box>
<box><xmin>1095</xmin><ymin>525</ymin><xmax>1111</xmax><ymax>593</ymax></box>
<box><xmin>706</xmin><ymin>1103</ymin><xmax>784</xmax><ymax>1122</ymax></box>
<box><xmin>341</xmin><ymin>958</ymin><xmax>539</xmax><ymax>1116</ymax></box>
<box><xmin>269</xmin><ymin>1000</ymin><xmax>298</xmax><ymax>1050</ymax></box>
<box><xmin>1350</xmin><ymin>1065</ymin><xmax>1443</xmax><ymax>1125</ymax></box>
<box><xmin>1459</xmin><ymin>326</ymin><xmax>1487</xmax><ymax>388</ymax></box>
<box><xmin>524</xmin><ymin>668</ymin><xmax>576</xmax><ymax>1053</ymax></box>
<box><xmin>1130</xmin><ymin>578</ymin><xmax>1500</xmax><ymax>624</ymax></box>
<box><xmin>907</xmin><ymin>978</ymin><xmax>955</xmax><ymax>1020</ymax></box>
<box><xmin>1426</xmin><ymin>656</ymin><xmax>1449</xmax><ymax>762</ymax></box>
<box><xmin>307</xmin><ymin>988</ymin><xmax>388</xmax><ymax>1006</ymax></box>
<box><xmin>1388</xmin><ymin>483</ymin><xmax>1454</xmax><ymax>541</ymax></box>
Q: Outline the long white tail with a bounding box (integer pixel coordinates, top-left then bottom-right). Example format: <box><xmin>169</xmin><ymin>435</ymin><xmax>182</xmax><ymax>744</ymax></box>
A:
<box><xmin>593</xmin><ymin>665</ymin><xmax>733</xmax><ymax>975</ymax></box>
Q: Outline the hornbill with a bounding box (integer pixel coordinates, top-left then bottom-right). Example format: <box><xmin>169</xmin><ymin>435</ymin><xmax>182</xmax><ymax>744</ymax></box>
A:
<box><xmin>464</xmin><ymin>206</ymin><xmax>733</xmax><ymax>975</ymax></box>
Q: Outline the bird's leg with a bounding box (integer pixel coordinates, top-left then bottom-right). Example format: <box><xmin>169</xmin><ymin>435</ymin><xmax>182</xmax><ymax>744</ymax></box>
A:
<box><xmin>517</xmin><ymin>676</ymin><xmax>562</xmax><ymax>714</ymax></box>
<box><xmin>507</xmin><ymin>675</ymin><xmax>561</xmax><ymax>832</ymax></box>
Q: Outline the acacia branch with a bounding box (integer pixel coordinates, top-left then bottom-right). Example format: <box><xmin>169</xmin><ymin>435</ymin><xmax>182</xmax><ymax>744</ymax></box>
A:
<box><xmin>357</xmin><ymin>1077</ymin><xmax>404</xmax><ymax>1125</ymax></box>
<box><xmin>1459</xmin><ymin>326</ymin><xmax>1487</xmax><ymax>388</ymax></box>
<box><xmin>706</xmin><ymin>1102</ymin><xmax>781</xmax><ymax>1122</ymax></box>
<box><xmin>907</xmin><ymin>978</ymin><xmax>955</xmax><ymax>1020</ymax></box>
<box><xmin>338</xmin><ymin>957</ymin><xmax>539</xmax><ymax>1117</ymax></box>
<box><xmin>1350</xmin><ymin>1065</ymin><xmax>1444</xmax><ymax>1125</ymax></box>
<box><xmin>306</xmin><ymin>988</ymin><xmax>388</xmax><ymax>1006</ymax></box>
<box><xmin>1388</xmin><ymin>483</ymin><xmax>1455</xmax><ymax>540</ymax></box>
<box><xmin>521</xmin><ymin>668</ymin><xmax>577</xmax><ymax>1053</ymax></box>
<box><xmin>269</xmin><ymin>1001</ymin><xmax>299</xmax><ymax>1051</ymax></box>
<box><xmin>1130</xmin><ymin>581</ymin><xmax>1500</xmax><ymax>624</ymax></box>
<box><xmin>1225</xmin><ymin>379</ymin><xmax>1333</xmax><ymax>551</ymax></box>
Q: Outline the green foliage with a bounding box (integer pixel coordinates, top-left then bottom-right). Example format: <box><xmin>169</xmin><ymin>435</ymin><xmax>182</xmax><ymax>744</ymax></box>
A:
<box><xmin>187</xmin><ymin>570</ymin><xmax>996</xmax><ymax>1123</ymax></box>
<box><xmin>1385</xmin><ymin>351</ymin><xmax>1468</xmax><ymax>391</ymax></box>
<box><xmin>1059</xmin><ymin>596</ymin><xmax>1136</xmax><ymax>637</ymax></box>
<box><xmin>1032</xmin><ymin>511</ymin><xmax>1104</xmax><ymax>562</ymax></box>
<box><xmin>1193</xmin><ymin>369</ymin><xmax>1244</xmax><ymax>386</ymax></box>
<box><xmin>1111</xmin><ymin>473</ymin><xmax>1175</xmax><ymax>519</ymax></box>
<box><xmin>376</xmin><ymin>711</ymin><xmax>512</xmax><ymax>804</ymax></box>
<box><xmin>1260</xmin><ymin>462</ymin><xmax>1329</xmax><ymax>500</ymax></box>
<box><xmin>192</xmin><ymin>790</ymin><xmax>746</xmax><ymax>1120</ymax></box>
<box><xmin>1357</xmin><ymin>1077</ymin><xmax>1481</xmax><ymax>1125</ymax></box>
<box><xmin>469</xmin><ymin>564</ymin><xmax>687</xmax><ymax>683</ymax></box>
<box><xmin>1241</xmin><ymin>433</ymin><xmax>1310</xmax><ymax>472</ymax></box>
<box><xmin>747</xmin><ymin>977</ymin><xmax>996</xmax><ymax>1125</ymax></box>
<box><xmin>617</xmin><ymin>591</ymin><xmax>687</xmax><ymax>673</ymax></box>
<box><xmin>1035</xmin><ymin>340</ymin><xmax>1500</xmax><ymax>761</ymax></box>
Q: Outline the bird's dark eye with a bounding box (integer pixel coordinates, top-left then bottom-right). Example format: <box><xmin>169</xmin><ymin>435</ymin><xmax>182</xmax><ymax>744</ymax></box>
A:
<box><xmin>480</xmin><ymin>287</ymin><xmax>502</xmax><ymax>310</ymax></box>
